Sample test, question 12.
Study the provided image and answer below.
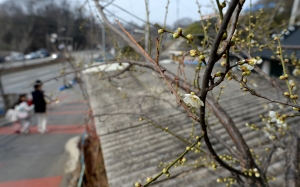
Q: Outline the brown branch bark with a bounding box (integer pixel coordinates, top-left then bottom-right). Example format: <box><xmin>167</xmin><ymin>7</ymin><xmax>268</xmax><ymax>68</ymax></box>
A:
<box><xmin>262</xmin><ymin>144</ymin><xmax>276</xmax><ymax>175</ymax></box>
<box><xmin>199</xmin><ymin>0</ymin><xmax>266</xmax><ymax>184</ymax></box>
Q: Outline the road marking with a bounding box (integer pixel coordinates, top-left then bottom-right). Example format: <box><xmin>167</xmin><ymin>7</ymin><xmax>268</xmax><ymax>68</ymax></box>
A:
<box><xmin>0</xmin><ymin>176</ymin><xmax>62</xmax><ymax>187</ymax></box>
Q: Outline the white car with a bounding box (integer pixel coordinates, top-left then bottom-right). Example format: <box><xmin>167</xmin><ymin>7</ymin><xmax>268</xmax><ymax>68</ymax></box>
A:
<box><xmin>5</xmin><ymin>52</ymin><xmax>25</xmax><ymax>62</ymax></box>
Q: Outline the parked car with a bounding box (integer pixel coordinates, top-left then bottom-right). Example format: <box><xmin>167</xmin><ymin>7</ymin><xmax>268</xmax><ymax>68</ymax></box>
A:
<box><xmin>5</xmin><ymin>52</ymin><xmax>25</xmax><ymax>62</ymax></box>
<box><xmin>94</xmin><ymin>53</ymin><xmax>115</xmax><ymax>62</ymax></box>
<box><xmin>51</xmin><ymin>52</ymin><xmax>62</xmax><ymax>60</ymax></box>
<box><xmin>36</xmin><ymin>48</ymin><xmax>50</xmax><ymax>58</ymax></box>
<box><xmin>25</xmin><ymin>52</ymin><xmax>40</xmax><ymax>60</ymax></box>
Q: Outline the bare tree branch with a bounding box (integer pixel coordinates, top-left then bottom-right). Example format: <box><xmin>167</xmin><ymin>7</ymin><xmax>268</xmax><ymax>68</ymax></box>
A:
<box><xmin>262</xmin><ymin>144</ymin><xmax>276</xmax><ymax>175</ymax></box>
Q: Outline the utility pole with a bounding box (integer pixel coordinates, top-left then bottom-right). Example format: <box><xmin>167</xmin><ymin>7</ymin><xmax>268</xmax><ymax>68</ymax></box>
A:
<box><xmin>145</xmin><ymin>0</ymin><xmax>149</xmax><ymax>55</ymax></box>
<box><xmin>176</xmin><ymin>0</ymin><xmax>179</xmax><ymax>27</ymax></box>
<box><xmin>102</xmin><ymin>24</ymin><xmax>106</xmax><ymax>55</ymax></box>
<box><xmin>290</xmin><ymin>0</ymin><xmax>300</xmax><ymax>26</ymax></box>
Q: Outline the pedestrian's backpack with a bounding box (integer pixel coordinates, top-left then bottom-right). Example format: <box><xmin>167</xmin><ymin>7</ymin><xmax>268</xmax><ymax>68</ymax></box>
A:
<box><xmin>5</xmin><ymin>108</ymin><xmax>18</xmax><ymax>122</ymax></box>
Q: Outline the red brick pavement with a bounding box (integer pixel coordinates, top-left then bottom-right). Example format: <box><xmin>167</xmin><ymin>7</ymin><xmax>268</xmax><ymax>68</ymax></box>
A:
<box><xmin>0</xmin><ymin>176</ymin><xmax>62</xmax><ymax>187</ymax></box>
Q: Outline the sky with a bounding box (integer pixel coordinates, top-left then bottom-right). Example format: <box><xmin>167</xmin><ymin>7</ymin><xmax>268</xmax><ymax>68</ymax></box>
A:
<box><xmin>98</xmin><ymin>0</ymin><xmax>215</xmax><ymax>25</ymax></box>
<box><xmin>0</xmin><ymin>0</ymin><xmax>255</xmax><ymax>26</ymax></box>
<box><xmin>82</xmin><ymin>0</ymin><xmax>255</xmax><ymax>26</ymax></box>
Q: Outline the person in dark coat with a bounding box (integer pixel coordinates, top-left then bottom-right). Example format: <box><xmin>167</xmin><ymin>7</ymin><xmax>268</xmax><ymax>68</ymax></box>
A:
<box><xmin>31</xmin><ymin>80</ymin><xmax>48</xmax><ymax>134</ymax></box>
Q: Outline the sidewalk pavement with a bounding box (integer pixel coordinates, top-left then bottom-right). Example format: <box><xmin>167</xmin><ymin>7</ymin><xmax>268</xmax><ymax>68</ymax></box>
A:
<box><xmin>0</xmin><ymin>118</ymin><xmax>10</xmax><ymax>128</ymax></box>
<box><xmin>0</xmin><ymin>89</ymin><xmax>89</xmax><ymax>187</ymax></box>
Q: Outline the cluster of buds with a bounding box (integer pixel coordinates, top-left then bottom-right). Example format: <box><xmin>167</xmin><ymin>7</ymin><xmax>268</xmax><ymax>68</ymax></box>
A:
<box><xmin>172</xmin><ymin>27</ymin><xmax>183</xmax><ymax>39</ymax></box>
<box><xmin>243</xmin><ymin>168</ymin><xmax>260</xmax><ymax>177</ymax></box>
<box><xmin>247</xmin><ymin>58</ymin><xmax>262</xmax><ymax>65</ymax></box>
<box><xmin>241</xmin><ymin>70</ymin><xmax>251</xmax><ymax>76</ymax></box>
<box><xmin>162</xmin><ymin>168</ymin><xmax>170</xmax><ymax>177</ymax></box>
<box><xmin>284</xmin><ymin>91</ymin><xmax>298</xmax><ymax>99</ymax></box>
<box><xmin>276</xmin><ymin>50</ymin><xmax>281</xmax><ymax>55</ymax></box>
<box><xmin>245</xmin><ymin>123</ymin><xmax>259</xmax><ymax>131</ymax></box>
<box><xmin>219</xmin><ymin>1</ymin><xmax>226</xmax><ymax>8</ymax></box>
<box><xmin>146</xmin><ymin>177</ymin><xmax>153</xmax><ymax>183</ymax></box>
<box><xmin>291</xmin><ymin>59</ymin><xmax>298</xmax><ymax>66</ymax></box>
<box><xmin>259</xmin><ymin>45</ymin><xmax>265</xmax><ymax>51</ymax></box>
<box><xmin>216</xmin><ymin>177</ymin><xmax>236</xmax><ymax>186</ymax></box>
<box><xmin>264</xmin><ymin>130</ymin><xmax>276</xmax><ymax>140</ymax></box>
<box><xmin>226</xmin><ymin>71</ymin><xmax>232</xmax><ymax>81</ymax></box>
<box><xmin>195</xmin><ymin>66</ymin><xmax>202</xmax><ymax>72</ymax></box>
<box><xmin>199</xmin><ymin>55</ymin><xmax>205</xmax><ymax>62</ymax></box>
<box><xmin>279</xmin><ymin>74</ymin><xmax>289</xmax><ymax>80</ymax></box>
<box><xmin>293</xmin><ymin>107</ymin><xmax>300</xmax><ymax>111</ymax></box>
<box><xmin>209</xmin><ymin>161</ymin><xmax>217</xmax><ymax>170</ymax></box>
<box><xmin>190</xmin><ymin>50</ymin><xmax>198</xmax><ymax>57</ymax></box>
<box><xmin>134</xmin><ymin>182</ymin><xmax>143</xmax><ymax>187</ymax></box>
<box><xmin>158</xmin><ymin>29</ymin><xmax>164</xmax><ymax>34</ymax></box>
<box><xmin>221</xmin><ymin>61</ymin><xmax>226</xmax><ymax>66</ymax></box>
<box><xmin>266</xmin><ymin>176</ymin><xmax>276</xmax><ymax>182</ymax></box>
<box><xmin>215</xmin><ymin>71</ymin><xmax>222</xmax><ymax>77</ymax></box>
<box><xmin>222</xmin><ymin>32</ymin><xmax>227</xmax><ymax>40</ymax></box>
<box><xmin>269</xmin><ymin>111</ymin><xmax>288</xmax><ymax>128</ymax></box>
<box><xmin>186</xmin><ymin>34</ymin><xmax>193</xmax><ymax>42</ymax></box>
<box><xmin>236</xmin><ymin>59</ymin><xmax>257</xmax><ymax>76</ymax></box>
<box><xmin>293</xmin><ymin>68</ymin><xmax>300</xmax><ymax>76</ymax></box>
<box><xmin>216</xmin><ymin>86</ymin><xmax>226</xmax><ymax>100</ymax></box>
<box><xmin>197</xmin><ymin>141</ymin><xmax>202</xmax><ymax>148</ymax></box>
<box><xmin>229</xmin><ymin>40</ymin><xmax>235</xmax><ymax>46</ymax></box>
<box><xmin>289</xmin><ymin>80</ymin><xmax>297</xmax><ymax>91</ymax></box>
<box><xmin>219</xmin><ymin>154</ymin><xmax>235</xmax><ymax>162</ymax></box>
<box><xmin>178</xmin><ymin>157</ymin><xmax>187</xmax><ymax>164</ymax></box>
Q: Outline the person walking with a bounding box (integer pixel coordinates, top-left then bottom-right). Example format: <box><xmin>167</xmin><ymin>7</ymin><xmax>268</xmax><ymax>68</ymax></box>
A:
<box><xmin>5</xmin><ymin>103</ymin><xmax>21</xmax><ymax>133</ymax></box>
<box><xmin>32</xmin><ymin>80</ymin><xmax>48</xmax><ymax>134</ymax></box>
<box><xmin>15</xmin><ymin>94</ymin><xmax>34</xmax><ymax>134</ymax></box>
